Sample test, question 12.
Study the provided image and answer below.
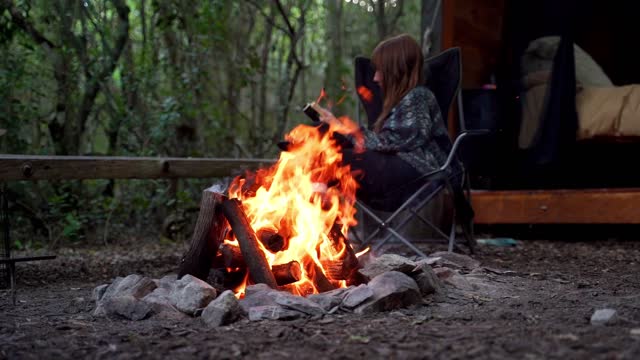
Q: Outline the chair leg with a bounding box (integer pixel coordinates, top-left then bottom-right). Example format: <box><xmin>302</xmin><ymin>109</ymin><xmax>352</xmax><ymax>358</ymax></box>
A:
<box><xmin>448</xmin><ymin>209</ymin><xmax>456</xmax><ymax>252</ymax></box>
<box><xmin>372</xmin><ymin>226</ymin><xmax>428</xmax><ymax>258</ymax></box>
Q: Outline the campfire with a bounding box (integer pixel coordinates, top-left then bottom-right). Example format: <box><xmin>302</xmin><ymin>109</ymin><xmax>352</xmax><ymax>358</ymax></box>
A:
<box><xmin>92</xmin><ymin>114</ymin><xmax>449</xmax><ymax>325</ymax></box>
<box><xmin>178</xmin><ymin>116</ymin><xmax>367</xmax><ymax>297</ymax></box>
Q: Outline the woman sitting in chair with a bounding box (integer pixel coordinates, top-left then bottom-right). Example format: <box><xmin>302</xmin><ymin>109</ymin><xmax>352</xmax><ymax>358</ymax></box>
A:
<box><xmin>317</xmin><ymin>33</ymin><xmax>462</xmax><ymax>208</ymax></box>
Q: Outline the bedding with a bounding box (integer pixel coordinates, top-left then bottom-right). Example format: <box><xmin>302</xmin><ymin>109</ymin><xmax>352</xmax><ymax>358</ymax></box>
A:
<box><xmin>518</xmin><ymin>72</ymin><xmax>640</xmax><ymax>148</ymax></box>
<box><xmin>576</xmin><ymin>85</ymin><xmax>640</xmax><ymax>140</ymax></box>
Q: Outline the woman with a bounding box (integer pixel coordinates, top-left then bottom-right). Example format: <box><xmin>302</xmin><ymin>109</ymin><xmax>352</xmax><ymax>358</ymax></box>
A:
<box><xmin>318</xmin><ymin>34</ymin><xmax>462</xmax><ymax>210</ymax></box>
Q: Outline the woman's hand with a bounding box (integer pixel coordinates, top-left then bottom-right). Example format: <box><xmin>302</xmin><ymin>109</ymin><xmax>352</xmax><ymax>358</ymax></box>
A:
<box><xmin>314</xmin><ymin>104</ymin><xmax>341</xmax><ymax>127</ymax></box>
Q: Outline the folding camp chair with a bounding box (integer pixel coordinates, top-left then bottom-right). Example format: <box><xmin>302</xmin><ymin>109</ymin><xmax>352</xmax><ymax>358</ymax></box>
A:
<box><xmin>352</xmin><ymin>47</ymin><xmax>487</xmax><ymax>257</ymax></box>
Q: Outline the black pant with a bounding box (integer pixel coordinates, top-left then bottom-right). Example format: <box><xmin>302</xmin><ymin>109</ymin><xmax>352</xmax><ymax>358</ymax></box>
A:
<box><xmin>341</xmin><ymin>148</ymin><xmax>422</xmax><ymax>206</ymax></box>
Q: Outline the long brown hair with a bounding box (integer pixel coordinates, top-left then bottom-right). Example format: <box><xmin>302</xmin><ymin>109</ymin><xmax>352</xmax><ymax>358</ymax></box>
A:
<box><xmin>372</xmin><ymin>34</ymin><xmax>424</xmax><ymax>132</ymax></box>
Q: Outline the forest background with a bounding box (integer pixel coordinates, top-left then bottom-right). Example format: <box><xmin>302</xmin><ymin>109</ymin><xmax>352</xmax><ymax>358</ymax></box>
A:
<box><xmin>0</xmin><ymin>0</ymin><xmax>440</xmax><ymax>249</ymax></box>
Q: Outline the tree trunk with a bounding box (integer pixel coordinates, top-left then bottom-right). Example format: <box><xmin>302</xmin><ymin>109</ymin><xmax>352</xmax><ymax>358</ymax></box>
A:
<box><xmin>325</xmin><ymin>0</ymin><xmax>345</xmax><ymax>114</ymax></box>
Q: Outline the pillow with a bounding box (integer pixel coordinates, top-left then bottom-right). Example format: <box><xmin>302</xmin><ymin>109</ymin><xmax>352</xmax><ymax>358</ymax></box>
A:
<box><xmin>522</xmin><ymin>36</ymin><xmax>613</xmax><ymax>87</ymax></box>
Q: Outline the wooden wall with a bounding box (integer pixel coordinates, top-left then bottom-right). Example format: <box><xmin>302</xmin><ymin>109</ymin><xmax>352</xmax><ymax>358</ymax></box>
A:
<box><xmin>442</xmin><ymin>0</ymin><xmax>505</xmax><ymax>88</ymax></box>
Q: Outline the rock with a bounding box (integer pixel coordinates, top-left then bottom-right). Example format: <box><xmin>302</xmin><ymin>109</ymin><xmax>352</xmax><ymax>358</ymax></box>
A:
<box><xmin>93</xmin><ymin>274</ymin><xmax>157</xmax><ymax>317</ymax></box>
<box><xmin>142</xmin><ymin>287</ymin><xmax>187</xmax><ymax>320</ymax></box>
<box><xmin>341</xmin><ymin>284</ymin><xmax>374</xmax><ymax>308</ymax></box>
<box><xmin>202</xmin><ymin>290</ymin><xmax>246</xmax><ymax>327</ymax></box>
<box><xmin>101</xmin><ymin>295</ymin><xmax>152</xmax><ymax>320</ymax></box>
<box><xmin>307</xmin><ymin>292</ymin><xmax>344</xmax><ymax>312</ymax></box>
<box><xmin>274</xmin><ymin>292</ymin><xmax>325</xmax><ymax>316</ymax></box>
<box><xmin>429</xmin><ymin>251</ymin><xmax>480</xmax><ymax>270</ymax></box>
<box><xmin>92</xmin><ymin>284</ymin><xmax>108</xmax><ymax>302</ymax></box>
<box><xmin>155</xmin><ymin>274</ymin><xmax>178</xmax><ymax>291</ymax></box>
<box><xmin>248</xmin><ymin>305</ymin><xmax>305</xmax><ymax>321</ymax></box>
<box><xmin>103</xmin><ymin>274</ymin><xmax>157</xmax><ymax>300</ymax></box>
<box><xmin>239</xmin><ymin>287</ymin><xmax>279</xmax><ymax>313</ymax></box>
<box><xmin>410</xmin><ymin>263</ymin><xmax>444</xmax><ymax>296</ymax></box>
<box><xmin>590</xmin><ymin>308</ymin><xmax>617</xmax><ymax>326</ymax></box>
<box><xmin>630</xmin><ymin>328</ymin><xmax>640</xmax><ymax>336</ymax></box>
<box><xmin>433</xmin><ymin>267</ymin><xmax>454</xmax><ymax>279</ymax></box>
<box><xmin>358</xmin><ymin>254</ymin><xmax>417</xmax><ymax>280</ymax></box>
<box><xmin>355</xmin><ymin>271</ymin><xmax>421</xmax><ymax>314</ymax></box>
<box><xmin>244</xmin><ymin>283</ymin><xmax>273</xmax><ymax>297</ymax></box>
<box><xmin>171</xmin><ymin>274</ymin><xmax>217</xmax><ymax>315</ymax></box>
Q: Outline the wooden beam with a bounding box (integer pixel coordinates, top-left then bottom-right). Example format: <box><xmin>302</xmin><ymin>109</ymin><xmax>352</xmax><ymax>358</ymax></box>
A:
<box><xmin>471</xmin><ymin>188</ymin><xmax>640</xmax><ymax>224</ymax></box>
<box><xmin>0</xmin><ymin>155</ymin><xmax>276</xmax><ymax>181</ymax></box>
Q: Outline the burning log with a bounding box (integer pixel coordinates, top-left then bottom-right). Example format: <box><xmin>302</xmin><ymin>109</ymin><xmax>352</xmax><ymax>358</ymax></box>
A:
<box><xmin>302</xmin><ymin>254</ymin><xmax>335</xmax><ymax>293</ymax></box>
<box><xmin>221</xmin><ymin>198</ymin><xmax>278</xmax><ymax>289</ymax></box>
<box><xmin>256</xmin><ymin>228</ymin><xmax>287</xmax><ymax>253</ymax></box>
<box><xmin>178</xmin><ymin>190</ymin><xmax>227</xmax><ymax>281</ymax></box>
<box><xmin>217</xmin><ymin>243</ymin><xmax>245</xmax><ymax>269</ymax></box>
<box><xmin>321</xmin><ymin>223</ymin><xmax>360</xmax><ymax>281</ymax></box>
<box><xmin>271</xmin><ymin>261</ymin><xmax>302</xmax><ymax>286</ymax></box>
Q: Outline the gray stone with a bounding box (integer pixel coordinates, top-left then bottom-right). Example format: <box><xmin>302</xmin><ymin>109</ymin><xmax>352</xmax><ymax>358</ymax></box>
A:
<box><xmin>358</xmin><ymin>254</ymin><xmax>417</xmax><ymax>280</ymax></box>
<box><xmin>92</xmin><ymin>284</ymin><xmax>108</xmax><ymax>302</ymax></box>
<box><xmin>104</xmin><ymin>274</ymin><xmax>157</xmax><ymax>300</ymax></box>
<box><xmin>171</xmin><ymin>274</ymin><xmax>217</xmax><ymax>315</ymax></box>
<box><xmin>142</xmin><ymin>287</ymin><xmax>187</xmax><ymax>320</ymax></box>
<box><xmin>274</xmin><ymin>292</ymin><xmax>326</xmax><ymax>316</ymax></box>
<box><xmin>155</xmin><ymin>274</ymin><xmax>178</xmax><ymax>291</ymax></box>
<box><xmin>591</xmin><ymin>308</ymin><xmax>617</xmax><ymax>326</ymax></box>
<box><xmin>202</xmin><ymin>290</ymin><xmax>246</xmax><ymax>327</ymax></box>
<box><xmin>410</xmin><ymin>263</ymin><xmax>444</xmax><ymax>296</ymax></box>
<box><xmin>239</xmin><ymin>288</ymin><xmax>279</xmax><ymax>313</ymax></box>
<box><xmin>248</xmin><ymin>305</ymin><xmax>305</xmax><ymax>321</ymax></box>
<box><xmin>307</xmin><ymin>293</ymin><xmax>343</xmax><ymax>312</ymax></box>
<box><xmin>429</xmin><ymin>251</ymin><xmax>480</xmax><ymax>270</ymax></box>
<box><xmin>102</xmin><ymin>295</ymin><xmax>152</xmax><ymax>320</ymax></box>
<box><xmin>341</xmin><ymin>284</ymin><xmax>374</xmax><ymax>308</ymax></box>
<box><xmin>355</xmin><ymin>271</ymin><xmax>421</xmax><ymax>314</ymax></box>
<box><xmin>93</xmin><ymin>274</ymin><xmax>157</xmax><ymax>317</ymax></box>
<box><xmin>433</xmin><ymin>267</ymin><xmax>454</xmax><ymax>279</ymax></box>
<box><xmin>244</xmin><ymin>283</ymin><xmax>274</xmax><ymax>297</ymax></box>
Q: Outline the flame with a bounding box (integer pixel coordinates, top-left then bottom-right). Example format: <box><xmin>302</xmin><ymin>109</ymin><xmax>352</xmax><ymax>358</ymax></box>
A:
<box><xmin>357</xmin><ymin>86</ymin><xmax>374</xmax><ymax>103</ymax></box>
<box><xmin>227</xmin><ymin>117</ymin><xmax>363</xmax><ymax>295</ymax></box>
<box><xmin>316</xmin><ymin>88</ymin><xmax>327</xmax><ymax>105</ymax></box>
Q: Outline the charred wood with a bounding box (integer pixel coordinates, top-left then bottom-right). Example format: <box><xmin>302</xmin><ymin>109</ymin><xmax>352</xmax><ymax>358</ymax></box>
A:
<box><xmin>221</xmin><ymin>198</ymin><xmax>278</xmax><ymax>288</ymax></box>
<box><xmin>256</xmin><ymin>228</ymin><xmax>287</xmax><ymax>252</ymax></box>
<box><xmin>302</xmin><ymin>254</ymin><xmax>335</xmax><ymax>293</ymax></box>
<box><xmin>321</xmin><ymin>223</ymin><xmax>360</xmax><ymax>281</ymax></box>
<box><xmin>178</xmin><ymin>190</ymin><xmax>227</xmax><ymax>281</ymax></box>
<box><xmin>271</xmin><ymin>261</ymin><xmax>302</xmax><ymax>286</ymax></box>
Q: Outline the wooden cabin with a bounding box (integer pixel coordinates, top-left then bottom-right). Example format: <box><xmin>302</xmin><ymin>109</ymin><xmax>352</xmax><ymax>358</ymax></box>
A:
<box><xmin>440</xmin><ymin>0</ymin><xmax>640</xmax><ymax>225</ymax></box>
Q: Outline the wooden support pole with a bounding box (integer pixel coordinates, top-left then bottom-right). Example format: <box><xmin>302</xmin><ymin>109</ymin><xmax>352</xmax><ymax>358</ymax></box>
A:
<box><xmin>221</xmin><ymin>198</ymin><xmax>278</xmax><ymax>289</ymax></box>
<box><xmin>178</xmin><ymin>190</ymin><xmax>227</xmax><ymax>280</ymax></box>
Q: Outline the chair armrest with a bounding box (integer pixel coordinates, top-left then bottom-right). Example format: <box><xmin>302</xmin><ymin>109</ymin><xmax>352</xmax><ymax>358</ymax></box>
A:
<box><xmin>410</xmin><ymin>130</ymin><xmax>492</xmax><ymax>184</ymax></box>
<box><xmin>440</xmin><ymin>130</ymin><xmax>491</xmax><ymax>171</ymax></box>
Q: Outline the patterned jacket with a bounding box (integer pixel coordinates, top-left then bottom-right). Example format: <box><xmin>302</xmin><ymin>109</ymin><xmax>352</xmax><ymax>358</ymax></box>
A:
<box><xmin>360</xmin><ymin>85</ymin><xmax>462</xmax><ymax>181</ymax></box>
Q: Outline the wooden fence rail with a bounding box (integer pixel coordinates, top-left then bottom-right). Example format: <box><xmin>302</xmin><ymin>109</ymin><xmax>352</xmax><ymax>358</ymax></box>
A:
<box><xmin>0</xmin><ymin>155</ymin><xmax>277</xmax><ymax>181</ymax></box>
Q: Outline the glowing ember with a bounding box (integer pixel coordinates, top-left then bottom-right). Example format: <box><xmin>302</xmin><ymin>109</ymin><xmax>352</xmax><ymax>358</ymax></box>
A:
<box><xmin>227</xmin><ymin>117</ymin><xmax>363</xmax><ymax>296</ymax></box>
<box><xmin>356</xmin><ymin>86</ymin><xmax>374</xmax><ymax>103</ymax></box>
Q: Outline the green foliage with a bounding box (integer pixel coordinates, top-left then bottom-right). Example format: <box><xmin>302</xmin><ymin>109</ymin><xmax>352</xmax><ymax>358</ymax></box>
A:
<box><xmin>2</xmin><ymin>0</ymin><xmax>423</xmax><ymax>247</ymax></box>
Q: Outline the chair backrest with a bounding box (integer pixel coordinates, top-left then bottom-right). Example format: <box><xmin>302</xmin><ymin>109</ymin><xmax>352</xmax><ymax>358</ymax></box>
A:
<box><xmin>424</xmin><ymin>47</ymin><xmax>462</xmax><ymax>124</ymax></box>
<box><xmin>354</xmin><ymin>56</ymin><xmax>383</xmax><ymax>129</ymax></box>
<box><xmin>354</xmin><ymin>47</ymin><xmax>462</xmax><ymax>130</ymax></box>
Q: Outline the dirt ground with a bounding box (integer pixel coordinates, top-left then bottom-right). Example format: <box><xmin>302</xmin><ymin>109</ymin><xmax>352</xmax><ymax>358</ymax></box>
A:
<box><xmin>1</xmin><ymin>237</ymin><xmax>640</xmax><ymax>359</ymax></box>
